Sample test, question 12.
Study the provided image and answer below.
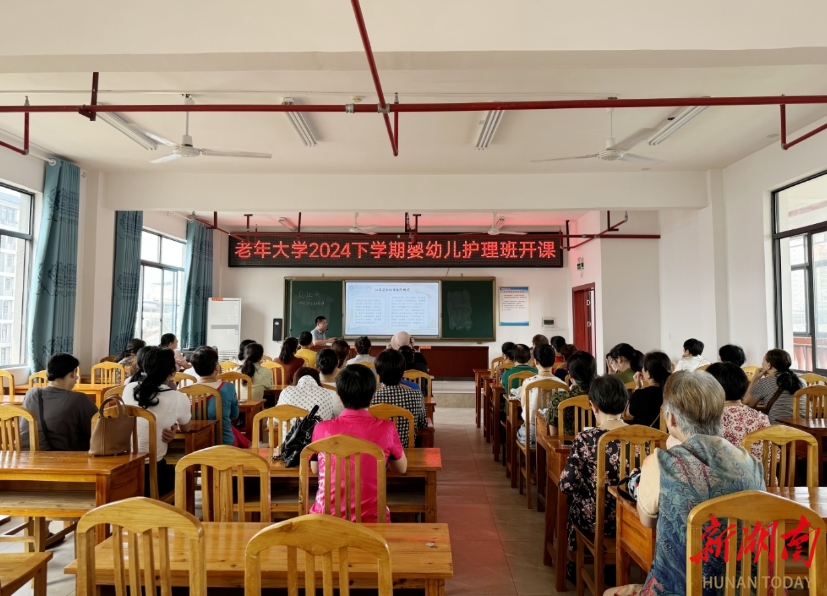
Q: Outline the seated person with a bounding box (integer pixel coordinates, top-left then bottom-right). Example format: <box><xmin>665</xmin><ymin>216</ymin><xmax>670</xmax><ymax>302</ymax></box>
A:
<box><xmin>531</xmin><ymin>334</ymin><xmax>549</xmax><ymax>366</ymax></box>
<box><xmin>611</xmin><ymin>372</ymin><xmax>764</xmax><ymax>596</ymax></box>
<box><xmin>629</xmin><ymin>349</ymin><xmax>644</xmax><ymax>376</ymax></box>
<box><xmin>160</xmin><ymin>333</ymin><xmax>191</xmax><ymax>372</ymax></box>
<box><xmin>706</xmin><ymin>362</ymin><xmax>769</xmax><ymax>459</ymax></box>
<box><xmin>190</xmin><ymin>346</ymin><xmax>243</xmax><ymax>446</ymax></box>
<box><xmin>122</xmin><ymin>347</ymin><xmax>193</xmax><ymax>496</ymax></box>
<box><xmin>627</xmin><ymin>351</ymin><xmax>671</xmax><ymax>427</ymax></box>
<box><xmin>559</xmin><ymin>375</ymin><xmax>629</xmax><ymax>581</ymax></box>
<box><xmin>501</xmin><ymin>344</ymin><xmax>537</xmax><ymax>392</ymax></box>
<box><xmin>398</xmin><ymin>345</ymin><xmax>429</xmax><ymax>395</ymax></box>
<box><xmin>331</xmin><ymin>338</ymin><xmax>350</xmax><ymax>370</ymax></box>
<box><xmin>553</xmin><ymin>344</ymin><xmax>577</xmax><ymax>382</ymax></box>
<box><xmin>674</xmin><ymin>337</ymin><xmax>710</xmax><ymax>372</ymax></box>
<box><xmin>347</xmin><ymin>336</ymin><xmax>376</xmax><ymax>366</ymax></box>
<box><xmin>233</xmin><ymin>339</ymin><xmax>255</xmax><ymax>365</ymax></box>
<box><xmin>742</xmin><ymin>348</ymin><xmax>804</xmax><ymax>425</ymax></box>
<box><xmin>240</xmin><ymin>342</ymin><xmax>274</xmax><ymax>400</ymax></box>
<box><xmin>117</xmin><ymin>338</ymin><xmax>146</xmax><ymax>378</ymax></box>
<box><xmin>517</xmin><ymin>344</ymin><xmax>564</xmax><ymax>446</ymax></box>
<box><xmin>279</xmin><ymin>367</ymin><xmax>343</xmax><ymax>420</ymax></box>
<box><xmin>497</xmin><ymin>341</ymin><xmax>516</xmax><ymax>379</ymax></box>
<box><xmin>295</xmin><ymin>332</ymin><xmax>318</xmax><ymax>368</ymax></box>
<box><xmin>309</xmin><ymin>365</ymin><xmax>407</xmax><ymax>522</ymax></box>
<box><xmin>719</xmin><ymin>343</ymin><xmax>747</xmax><ymax>367</ymax></box>
<box><xmin>275</xmin><ymin>337</ymin><xmax>304</xmax><ymax>387</ymax></box>
<box><xmin>316</xmin><ymin>348</ymin><xmax>339</xmax><ymax>385</ymax></box>
<box><xmin>373</xmin><ymin>349</ymin><xmax>428</xmax><ymax>448</ymax></box>
<box><xmin>20</xmin><ymin>353</ymin><xmax>98</xmax><ymax>451</ymax></box>
<box><xmin>607</xmin><ymin>343</ymin><xmax>636</xmax><ymax>383</ymax></box>
<box><xmin>546</xmin><ymin>351</ymin><xmax>598</xmax><ymax>437</ymax></box>
<box><xmin>550</xmin><ymin>336</ymin><xmax>566</xmax><ymax>362</ymax></box>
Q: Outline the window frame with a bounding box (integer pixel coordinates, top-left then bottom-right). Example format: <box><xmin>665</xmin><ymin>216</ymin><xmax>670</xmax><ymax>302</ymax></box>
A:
<box><xmin>135</xmin><ymin>229</ymin><xmax>186</xmax><ymax>344</ymax></box>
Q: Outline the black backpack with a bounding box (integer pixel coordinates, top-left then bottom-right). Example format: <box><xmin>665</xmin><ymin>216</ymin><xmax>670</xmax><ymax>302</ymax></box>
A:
<box><xmin>275</xmin><ymin>405</ymin><xmax>321</xmax><ymax>468</ymax></box>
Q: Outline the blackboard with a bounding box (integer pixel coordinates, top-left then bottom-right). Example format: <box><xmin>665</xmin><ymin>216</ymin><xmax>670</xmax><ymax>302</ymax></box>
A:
<box><xmin>441</xmin><ymin>280</ymin><xmax>495</xmax><ymax>340</ymax></box>
<box><xmin>286</xmin><ymin>280</ymin><xmax>343</xmax><ymax>338</ymax></box>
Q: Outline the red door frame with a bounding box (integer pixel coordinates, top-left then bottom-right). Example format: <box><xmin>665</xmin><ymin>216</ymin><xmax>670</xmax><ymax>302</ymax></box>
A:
<box><xmin>572</xmin><ymin>283</ymin><xmax>596</xmax><ymax>356</ymax></box>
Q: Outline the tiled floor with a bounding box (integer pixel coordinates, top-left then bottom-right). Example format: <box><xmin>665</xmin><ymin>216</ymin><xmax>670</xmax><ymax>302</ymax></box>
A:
<box><xmin>4</xmin><ymin>407</ymin><xmax>566</xmax><ymax>596</ymax></box>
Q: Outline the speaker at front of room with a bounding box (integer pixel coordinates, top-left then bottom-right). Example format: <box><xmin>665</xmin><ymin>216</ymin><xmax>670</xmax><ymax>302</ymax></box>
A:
<box><xmin>272</xmin><ymin>318</ymin><xmax>283</xmax><ymax>342</ymax></box>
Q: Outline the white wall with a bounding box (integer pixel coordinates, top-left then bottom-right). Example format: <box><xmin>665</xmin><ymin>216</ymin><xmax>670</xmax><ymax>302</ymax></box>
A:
<box><xmin>142</xmin><ymin>210</ymin><xmax>187</xmax><ymax>240</ymax></box>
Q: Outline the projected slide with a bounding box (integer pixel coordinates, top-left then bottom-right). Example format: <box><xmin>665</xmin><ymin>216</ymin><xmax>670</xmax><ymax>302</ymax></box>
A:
<box><xmin>345</xmin><ymin>281</ymin><xmax>440</xmax><ymax>337</ymax></box>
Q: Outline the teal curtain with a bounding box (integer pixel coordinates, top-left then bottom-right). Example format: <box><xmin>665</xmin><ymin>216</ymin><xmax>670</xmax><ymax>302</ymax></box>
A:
<box><xmin>108</xmin><ymin>211</ymin><xmax>143</xmax><ymax>356</ymax></box>
<box><xmin>180</xmin><ymin>220</ymin><xmax>213</xmax><ymax>349</ymax></box>
<box><xmin>28</xmin><ymin>159</ymin><xmax>80</xmax><ymax>371</ymax></box>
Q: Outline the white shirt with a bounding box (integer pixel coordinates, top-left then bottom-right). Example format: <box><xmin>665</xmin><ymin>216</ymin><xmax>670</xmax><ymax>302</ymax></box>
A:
<box><xmin>122</xmin><ymin>382</ymin><xmax>192</xmax><ymax>461</ymax></box>
<box><xmin>516</xmin><ymin>372</ymin><xmax>568</xmax><ymax>423</ymax></box>
<box><xmin>674</xmin><ymin>355</ymin><xmax>710</xmax><ymax>372</ymax></box>
<box><xmin>277</xmin><ymin>375</ymin><xmax>343</xmax><ymax>420</ymax></box>
<box><xmin>346</xmin><ymin>354</ymin><xmax>376</xmax><ymax>366</ymax></box>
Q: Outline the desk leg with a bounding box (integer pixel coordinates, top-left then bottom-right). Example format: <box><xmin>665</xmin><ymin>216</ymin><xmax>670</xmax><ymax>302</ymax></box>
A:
<box><xmin>492</xmin><ymin>395</ymin><xmax>501</xmax><ymax>461</ymax></box>
<box><xmin>425</xmin><ymin>471</ymin><xmax>437</xmax><ymax>523</ymax></box>
<box><xmin>483</xmin><ymin>384</ymin><xmax>491</xmax><ymax>443</ymax></box>
<box><xmin>426</xmin><ymin>579</ymin><xmax>445</xmax><ymax>596</ymax></box>
<box><xmin>536</xmin><ymin>447</ymin><xmax>547</xmax><ymax>513</ymax></box>
<box><xmin>555</xmin><ymin>491</ymin><xmax>569</xmax><ymax>592</ymax></box>
<box><xmin>94</xmin><ymin>476</ymin><xmax>112</xmax><ymax>544</ymax></box>
<box><xmin>616</xmin><ymin>514</ymin><xmax>631</xmax><ymax>586</ymax></box>
<box><xmin>475</xmin><ymin>378</ymin><xmax>481</xmax><ymax>428</ymax></box>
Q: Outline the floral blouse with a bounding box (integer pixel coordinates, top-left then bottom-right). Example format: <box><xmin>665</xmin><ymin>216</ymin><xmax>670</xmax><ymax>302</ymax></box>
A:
<box><xmin>558</xmin><ymin>427</ymin><xmax>623</xmax><ymax>551</ymax></box>
<box><xmin>721</xmin><ymin>403</ymin><xmax>770</xmax><ymax>460</ymax></box>
<box><xmin>545</xmin><ymin>385</ymin><xmax>586</xmax><ymax>436</ymax></box>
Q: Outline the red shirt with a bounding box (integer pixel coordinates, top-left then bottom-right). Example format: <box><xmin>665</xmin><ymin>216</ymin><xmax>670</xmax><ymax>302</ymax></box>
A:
<box><xmin>309</xmin><ymin>408</ymin><xmax>404</xmax><ymax>522</ymax></box>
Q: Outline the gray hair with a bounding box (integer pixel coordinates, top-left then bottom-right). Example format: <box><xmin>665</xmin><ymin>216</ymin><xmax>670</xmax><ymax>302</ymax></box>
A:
<box><xmin>662</xmin><ymin>370</ymin><xmax>724</xmax><ymax>437</ymax></box>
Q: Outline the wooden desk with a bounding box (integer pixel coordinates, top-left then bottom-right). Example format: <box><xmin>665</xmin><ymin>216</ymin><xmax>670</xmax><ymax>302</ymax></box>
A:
<box><xmin>65</xmin><ymin>521</ymin><xmax>453</xmax><ymax>593</ymax></box>
<box><xmin>767</xmin><ymin>487</ymin><xmax>827</xmax><ymax>520</ymax></box>
<box><xmin>492</xmin><ymin>385</ymin><xmax>505</xmax><ymax>461</ymax></box>
<box><xmin>609</xmin><ymin>485</ymin><xmax>656</xmax><ymax>586</ymax></box>
<box><xmin>779</xmin><ymin>417</ymin><xmax>827</xmax><ymax>486</ymax></box>
<box><xmin>534</xmin><ymin>416</ymin><xmax>550</xmax><ymax>511</ymax></box>
<box><xmin>541</xmin><ymin>436</ymin><xmax>572</xmax><ymax>591</ymax></box>
<box><xmin>483</xmin><ymin>376</ymin><xmax>497</xmax><ymax>443</ymax></box>
<box><xmin>506</xmin><ymin>397</ymin><xmax>521</xmax><ymax>484</ymax></box>
<box><xmin>259</xmin><ymin>447</ymin><xmax>442</xmax><ymax>522</ymax></box>
<box><xmin>417</xmin><ymin>417</ymin><xmax>435</xmax><ymax>448</ymax></box>
<box><xmin>424</xmin><ymin>396</ymin><xmax>436</xmax><ymax>420</ymax></box>
<box><xmin>473</xmin><ymin>369</ymin><xmax>490</xmax><ymax>428</ymax></box>
<box><xmin>0</xmin><ymin>451</ymin><xmax>146</xmax><ymax>546</ymax></box>
<box><xmin>12</xmin><ymin>383</ymin><xmax>118</xmax><ymax>407</ymax></box>
<box><xmin>237</xmin><ymin>398</ymin><xmax>265</xmax><ymax>441</ymax></box>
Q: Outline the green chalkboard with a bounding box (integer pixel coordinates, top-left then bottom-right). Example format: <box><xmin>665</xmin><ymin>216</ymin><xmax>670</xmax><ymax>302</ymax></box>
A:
<box><xmin>286</xmin><ymin>280</ymin><xmax>343</xmax><ymax>339</ymax></box>
<box><xmin>441</xmin><ymin>280</ymin><xmax>495</xmax><ymax>340</ymax></box>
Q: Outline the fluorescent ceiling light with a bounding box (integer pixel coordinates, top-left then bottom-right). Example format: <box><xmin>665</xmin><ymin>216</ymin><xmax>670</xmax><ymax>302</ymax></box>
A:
<box><xmin>278</xmin><ymin>217</ymin><xmax>298</xmax><ymax>232</ymax></box>
<box><xmin>647</xmin><ymin>105</ymin><xmax>709</xmax><ymax>146</ymax></box>
<box><xmin>281</xmin><ymin>98</ymin><xmax>317</xmax><ymax>147</ymax></box>
<box><xmin>97</xmin><ymin>110</ymin><xmax>158</xmax><ymax>150</ymax></box>
<box><xmin>476</xmin><ymin>110</ymin><xmax>503</xmax><ymax>150</ymax></box>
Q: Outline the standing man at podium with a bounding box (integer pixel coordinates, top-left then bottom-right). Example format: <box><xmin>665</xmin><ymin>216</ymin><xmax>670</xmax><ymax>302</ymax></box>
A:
<box><xmin>312</xmin><ymin>315</ymin><xmax>334</xmax><ymax>347</ymax></box>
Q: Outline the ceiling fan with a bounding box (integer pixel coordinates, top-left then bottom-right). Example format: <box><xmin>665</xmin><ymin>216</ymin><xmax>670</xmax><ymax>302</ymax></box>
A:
<box><xmin>348</xmin><ymin>213</ymin><xmax>378</xmax><ymax>235</ymax></box>
<box><xmin>146</xmin><ymin>96</ymin><xmax>272</xmax><ymax>164</ymax></box>
<box><xmin>531</xmin><ymin>108</ymin><xmax>657</xmax><ymax>165</ymax></box>
<box><xmin>463</xmin><ymin>212</ymin><xmax>527</xmax><ymax>236</ymax></box>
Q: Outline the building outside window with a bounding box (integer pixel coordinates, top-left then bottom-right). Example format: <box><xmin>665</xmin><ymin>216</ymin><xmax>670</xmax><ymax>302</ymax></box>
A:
<box><xmin>773</xmin><ymin>171</ymin><xmax>827</xmax><ymax>371</ymax></box>
<box><xmin>135</xmin><ymin>230</ymin><xmax>186</xmax><ymax>346</ymax></box>
<box><xmin>0</xmin><ymin>183</ymin><xmax>33</xmax><ymax>367</ymax></box>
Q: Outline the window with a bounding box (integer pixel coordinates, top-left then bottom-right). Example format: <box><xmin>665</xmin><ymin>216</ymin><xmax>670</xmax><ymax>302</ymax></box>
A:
<box><xmin>0</xmin><ymin>183</ymin><xmax>33</xmax><ymax>367</ymax></box>
<box><xmin>135</xmin><ymin>230</ymin><xmax>186</xmax><ymax>346</ymax></box>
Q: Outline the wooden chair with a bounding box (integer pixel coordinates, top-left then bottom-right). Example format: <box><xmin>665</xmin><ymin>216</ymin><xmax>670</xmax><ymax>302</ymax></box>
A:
<box><xmin>180</xmin><ymin>384</ymin><xmax>223</xmax><ymax>446</ymax></box>
<box><xmin>686</xmin><ymin>490</ymin><xmax>827</xmax><ymax>595</ymax></box>
<box><xmin>322</xmin><ymin>382</ymin><xmax>337</xmax><ymax>392</ymax></box>
<box><xmin>261</xmin><ymin>360</ymin><xmax>287</xmax><ymax>389</ymax></box>
<box><xmin>0</xmin><ymin>405</ymin><xmax>37</xmax><ymax>452</ymax></box>
<box><xmin>219</xmin><ymin>361</ymin><xmax>238</xmax><ymax>373</ymax></box>
<box><xmin>515</xmin><ymin>378</ymin><xmax>568</xmax><ymax>508</ymax></box>
<box><xmin>800</xmin><ymin>372</ymin><xmax>827</xmax><ymax>386</ymax></box>
<box><xmin>174</xmin><ymin>445</ymin><xmax>271</xmax><ymax>522</ymax></box>
<box><xmin>76</xmin><ymin>497</ymin><xmax>207</xmax><ymax>596</ymax></box>
<box><xmin>658</xmin><ymin>404</ymin><xmax>667</xmax><ymax>433</ymax></box>
<box><xmin>218</xmin><ymin>371</ymin><xmax>253</xmax><ymax>402</ymax></box>
<box><xmin>261</xmin><ymin>354</ymin><xmax>274</xmax><ymax>362</ymax></box>
<box><xmin>794</xmin><ymin>385</ymin><xmax>827</xmax><ymax>420</ymax></box>
<box><xmin>576</xmin><ymin>425</ymin><xmax>666</xmax><ymax>596</ymax></box>
<box><xmin>696</xmin><ymin>364</ymin><xmax>710</xmax><ymax>371</ymax></box>
<box><xmin>403</xmin><ymin>370</ymin><xmax>432</xmax><ymax>398</ymax></box>
<box><xmin>552</xmin><ymin>362</ymin><xmax>565</xmax><ymax>373</ymax></box>
<box><xmin>299</xmin><ymin>435</ymin><xmax>387</xmax><ymax>522</ymax></box>
<box><xmin>742</xmin><ymin>365</ymin><xmax>759</xmax><ymax>380</ymax></box>
<box><xmin>369</xmin><ymin>403</ymin><xmax>415</xmax><ymax>448</ymax></box>
<box><xmin>0</xmin><ymin>370</ymin><xmax>15</xmax><ymax>403</ymax></box>
<box><xmin>98</xmin><ymin>355</ymin><xmax>118</xmax><ymax>363</ymax></box>
<box><xmin>0</xmin><ymin>552</ymin><xmax>53</xmax><ymax>596</ymax></box>
<box><xmin>556</xmin><ymin>394</ymin><xmax>595</xmax><ymax>437</ymax></box>
<box><xmin>252</xmin><ymin>404</ymin><xmax>308</xmax><ymax>459</ymax></box>
<box><xmin>741</xmin><ymin>425</ymin><xmax>819</xmax><ymax>488</ymax></box>
<box><xmin>89</xmin><ymin>362</ymin><xmax>125</xmax><ymax>385</ymax></box>
<box><xmin>498</xmin><ymin>370</ymin><xmax>535</xmax><ymax>462</ymax></box>
<box><xmin>357</xmin><ymin>361</ymin><xmax>377</xmax><ymax>371</ymax></box>
<box><xmin>103</xmin><ymin>385</ymin><xmax>124</xmax><ymax>399</ymax></box>
<box><xmin>490</xmin><ymin>355</ymin><xmax>506</xmax><ymax>376</ymax></box>
<box><xmin>624</xmin><ymin>380</ymin><xmax>637</xmax><ymax>391</ymax></box>
<box><xmin>244</xmin><ymin>513</ymin><xmax>392</xmax><ymax>596</ymax></box>
<box><xmin>172</xmin><ymin>371</ymin><xmax>196</xmax><ymax>388</ymax></box>
<box><xmin>27</xmin><ymin>371</ymin><xmax>47</xmax><ymax>389</ymax></box>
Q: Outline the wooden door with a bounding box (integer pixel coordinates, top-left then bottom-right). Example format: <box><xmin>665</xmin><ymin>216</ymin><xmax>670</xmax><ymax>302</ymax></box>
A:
<box><xmin>572</xmin><ymin>284</ymin><xmax>595</xmax><ymax>356</ymax></box>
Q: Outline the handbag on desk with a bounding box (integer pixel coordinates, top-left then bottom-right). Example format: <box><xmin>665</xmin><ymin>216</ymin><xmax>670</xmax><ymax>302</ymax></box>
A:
<box><xmin>275</xmin><ymin>404</ymin><xmax>321</xmax><ymax>468</ymax></box>
<box><xmin>88</xmin><ymin>396</ymin><xmax>136</xmax><ymax>456</ymax></box>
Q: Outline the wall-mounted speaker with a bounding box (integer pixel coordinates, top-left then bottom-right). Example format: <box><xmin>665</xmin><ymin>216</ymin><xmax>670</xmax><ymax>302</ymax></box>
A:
<box><xmin>272</xmin><ymin>318</ymin><xmax>283</xmax><ymax>342</ymax></box>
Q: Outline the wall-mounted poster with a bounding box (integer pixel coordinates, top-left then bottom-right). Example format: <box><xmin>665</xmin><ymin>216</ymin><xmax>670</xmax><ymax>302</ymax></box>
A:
<box><xmin>499</xmin><ymin>287</ymin><xmax>530</xmax><ymax>326</ymax></box>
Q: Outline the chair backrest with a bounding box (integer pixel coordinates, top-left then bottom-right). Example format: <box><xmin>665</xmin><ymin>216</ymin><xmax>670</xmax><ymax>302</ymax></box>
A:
<box><xmin>402</xmin><ymin>370</ymin><xmax>432</xmax><ymax>398</ymax></box>
<box><xmin>261</xmin><ymin>354</ymin><xmax>274</xmax><ymax>362</ymax></box>
<box><xmin>76</xmin><ymin>497</ymin><xmax>207</xmax><ymax>596</ymax></box>
<box><xmin>261</xmin><ymin>360</ymin><xmax>287</xmax><ymax>389</ymax></box>
<box><xmin>520</xmin><ymin>378</ymin><xmax>568</xmax><ymax>442</ymax></box>
<box><xmin>103</xmin><ymin>385</ymin><xmax>125</xmax><ymax>400</ymax></box>
<box><xmin>504</xmin><ymin>370</ymin><xmax>536</xmax><ymax>393</ymax></box>
<box><xmin>299</xmin><ymin>435</ymin><xmax>387</xmax><ymax>523</ymax></box>
<box><xmin>741</xmin><ymin>365</ymin><xmax>759</xmax><ymax>381</ymax></box>
<box><xmin>490</xmin><ymin>355</ymin><xmax>506</xmax><ymax>376</ymax></box>
<box><xmin>180</xmin><ymin>384</ymin><xmax>223</xmax><ymax>445</ymax></box>
<box><xmin>172</xmin><ymin>372</ymin><xmax>197</xmax><ymax>388</ymax></box>
<box><xmin>624</xmin><ymin>380</ymin><xmax>637</xmax><ymax>391</ymax></box>
<box><xmin>686</xmin><ymin>490</ymin><xmax>826</xmax><ymax>596</ymax></box>
<box><xmin>369</xmin><ymin>403</ymin><xmax>415</xmax><ymax>448</ymax></box>
<box><xmin>741</xmin><ymin>425</ymin><xmax>819</xmax><ymax>488</ymax></box>
<box><xmin>696</xmin><ymin>364</ymin><xmax>710</xmax><ymax>372</ymax></box>
<box><xmin>0</xmin><ymin>404</ymin><xmax>37</xmax><ymax>451</ymax></box>
<box><xmin>217</xmin><ymin>371</ymin><xmax>253</xmax><ymax>402</ymax></box>
<box><xmin>794</xmin><ymin>385</ymin><xmax>827</xmax><ymax>420</ymax></box>
<box><xmin>252</xmin><ymin>404</ymin><xmax>309</xmax><ymax>459</ymax></box>
<box><xmin>244</xmin><ymin>513</ymin><xmax>392</xmax><ymax>596</ymax></box>
<box><xmin>90</xmin><ymin>362</ymin><xmax>126</xmax><ymax>385</ymax></box>
<box><xmin>493</xmin><ymin>361</ymin><xmax>514</xmax><ymax>386</ymax></box>
<box><xmin>322</xmin><ymin>382</ymin><xmax>337</xmax><ymax>392</ymax></box>
<box><xmin>28</xmin><ymin>370</ymin><xmax>47</xmax><ymax>388</ymax></box>
<box><xmin>174</xmin><ymin>445</ymin><xmax>271</xmax><ymax>522</ymax></box>
<box><xmin>357</xmin><ymin>361</ymin><xmax>376</xmax><ymax>371</ymax></box>
<box><xmin>658</xmin><ymin>404</ymin><xmax>667</xmax><ymax>433</ymax></box>
<box><xmin>219</xmin><ymin>360</ymin><xmax>237</xmax><ymax>372</ymax></box>
<box><xmin>800</xmin><ymin>372</ymin><xmax>827</xmax><ymax>387</ymax></box>
<box><xmin>557</xmin><ymin>394</ymin><xmax>595</xmax><ymax>437</ymax></box>
<box><xmin>0</xmin><ymin>369</ymin><xmax>15</xmax><ymax>403</ymax></box>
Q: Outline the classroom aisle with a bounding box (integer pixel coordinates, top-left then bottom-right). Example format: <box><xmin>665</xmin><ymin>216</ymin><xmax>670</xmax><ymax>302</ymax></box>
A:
<box><xmin>435</xmin><ymin>408</ymin><xmax>568</xmax><ymax>596</ymax></box>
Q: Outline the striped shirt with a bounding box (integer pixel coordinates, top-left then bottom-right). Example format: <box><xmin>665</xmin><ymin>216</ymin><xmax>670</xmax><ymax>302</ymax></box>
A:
<box><xmin>371</xmin><ymin>384</ymin><xmax>427</xmax><ymax>448</ymax></box>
